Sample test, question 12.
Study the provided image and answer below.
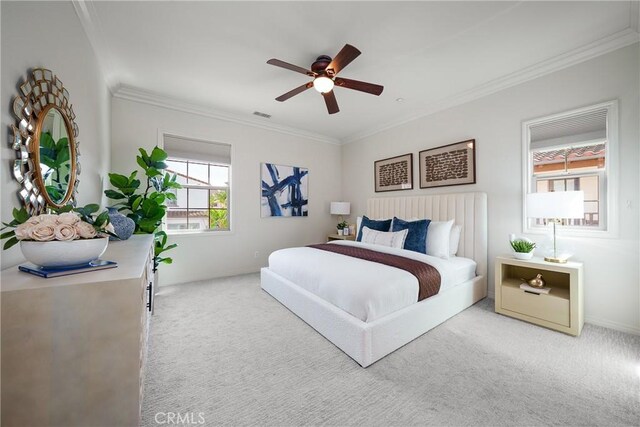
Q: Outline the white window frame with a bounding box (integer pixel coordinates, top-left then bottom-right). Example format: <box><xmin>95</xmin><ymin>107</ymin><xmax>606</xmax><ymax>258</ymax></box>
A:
<box><xmin>522</xmin><ymin>100</ymin><xmax>619</xmax><ymax>238</ymax></box>
<box><xmin>158</xmin><ymin>130</ymin><xmax>233</xmax><ymax>236</ymax></box>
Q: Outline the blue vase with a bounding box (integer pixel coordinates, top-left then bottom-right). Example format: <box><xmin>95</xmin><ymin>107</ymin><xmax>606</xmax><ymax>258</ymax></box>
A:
<box><xmin>107</xmin><ymin>207</ymin><xmax>135</xmax><ymax>241</ymax></box>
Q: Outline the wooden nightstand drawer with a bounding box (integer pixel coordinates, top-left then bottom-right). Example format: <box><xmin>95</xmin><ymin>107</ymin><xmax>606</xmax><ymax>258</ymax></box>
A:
<box><xmin>501</xmin><ymin>284</ymin><xmax>570</xmax><ymax>327</ymax></box>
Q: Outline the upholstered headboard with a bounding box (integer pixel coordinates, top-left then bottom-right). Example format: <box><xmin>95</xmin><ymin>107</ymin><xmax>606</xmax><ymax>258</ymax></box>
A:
<box><xmin>366</xmin><ymin>192</ymin><xmax>488</xmax><ymax>278</ymax></box>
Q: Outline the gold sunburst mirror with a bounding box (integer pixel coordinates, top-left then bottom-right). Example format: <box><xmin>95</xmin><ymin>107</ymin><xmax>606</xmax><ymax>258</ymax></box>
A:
<box><xmin>11</xmin><ymin>68</ymin><xmax>80</xmax><ymax>215</ymax></box>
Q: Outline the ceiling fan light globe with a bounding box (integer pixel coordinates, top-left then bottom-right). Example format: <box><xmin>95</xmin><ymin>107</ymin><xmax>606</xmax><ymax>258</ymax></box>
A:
<box><xmin>313</xmin><ymin>76</ymin><xmax>334</xmax><ymax>93</ymax></box>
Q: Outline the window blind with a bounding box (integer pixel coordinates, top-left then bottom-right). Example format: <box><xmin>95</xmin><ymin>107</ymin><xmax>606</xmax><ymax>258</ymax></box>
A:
<box><xmin>530</xmin><ymin>109</ymin><xmax>607</xmax><ymax>151</ymax></box>
<box><xmin>164</xmin><ymin>135</ymin><xmax>231</xmax><ymax>165</ymax></box>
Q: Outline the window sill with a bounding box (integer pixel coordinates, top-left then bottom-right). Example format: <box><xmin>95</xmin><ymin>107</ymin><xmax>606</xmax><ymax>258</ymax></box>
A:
<box><xmin>166</xmin><ymin>229</ymin><xmax>234</xmax><ymax>237</ymax></box>
<box><xmin>524</xmin><ymin>226</ymin><xmax>618</xmax><ymax>239</ymax></box>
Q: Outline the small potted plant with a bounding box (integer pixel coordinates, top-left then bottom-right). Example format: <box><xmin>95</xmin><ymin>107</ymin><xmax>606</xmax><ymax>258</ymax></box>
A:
<box><xmin>337</xmin><ymin>220</ymin><xmax>348</xmax><ymax>236</ymax></box>
<box><xmin>510</xmin><ymin>238</ymin><xmax>536</xmax><ymax>260</ymax></box>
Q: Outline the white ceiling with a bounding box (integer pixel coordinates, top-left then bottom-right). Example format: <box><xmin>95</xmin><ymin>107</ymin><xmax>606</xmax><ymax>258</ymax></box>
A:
<box><xmin>78</xmin><ymin>1</ymin><xmax>638</xmax><ymax>143</ymax></box>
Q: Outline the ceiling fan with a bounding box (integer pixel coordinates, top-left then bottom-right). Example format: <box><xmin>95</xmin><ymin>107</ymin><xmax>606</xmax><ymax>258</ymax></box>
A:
<box><xmin>267</xmin><ymin>44</ymin><xmax>384</xmax><ymax>114</ymax></box>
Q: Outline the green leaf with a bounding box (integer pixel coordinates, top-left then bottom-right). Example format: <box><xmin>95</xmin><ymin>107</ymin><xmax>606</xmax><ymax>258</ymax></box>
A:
<box><xmin>150</xmin><ymin>146</ymin><xmax>168</xmax><ymax>163</ymax></box>
<box><xmin>83</xmin><ymin>204</ymin><xmax>100</xmax><ymax>214</ymax></box>
<box><xmin>120</xmin><ymin>187</ymin><xmax>137</xmax><ymax>196</ymax></box>
<box><xmin>128</xmin><ymin>170</ymin><xmax>138</xmax><ymax>181</ymax></box>
<box><xmin>145</xmin><ymin>167</ymin><xmax>162</xmax><ymax>178</ymax></box>
<box><xmin>136</xmin><ymin>155</ymin><xmax>148</xmax><ymax>171</ymax></box>
<box><xmin>3</xmin><ymin>236</ymin><xmax>19</xmax><ymax>250</ymax></box>
<box><xmin>109</xmin><ymin>173</ymin><xmax>129</xmax><ymax>189</ymax></box>
<box><xmin>139</xmin><ymin>148</ymin><xmax>150</xmax><ymax>162</ymax></box>
<box><xmin>13</xmin><ymin>208</ymin><xmax>29</xmax><ymax>224</ymax></box>
<box><xmin>104</xmin><ymin>189</ymin><xmax>126</xmax><ymax>200</ymax></box>
<box><xmin>152</xmin><ymin>161</ymin><xmax>168</xmax><ymax>170</ymax></box>
<box><xmin>0</xmin><ymin>230</ymin><xmax>16</xmax><ymax>239</ymax></box>
<box><xmin>153</xmin><ymin>194</ymin><xmax>166</xmax><ymax>205</ymax></box>
<box><xmin>57</xmin><ymin>205</ymin><xmax>74</xmax><ymax>213</ymax></box>
<box><xmin>155</xmin><ymin>231</ymin><xmax>168</xmax><ymax>247</ymax></box>
<box><xmin>131</xmin><ymin>195</ymin><xmax>143</xmax><ymax>211</ymax></box>
<box><xmin>138</xmin><ymin>219</ymin><xmax>159</xmax><ymax>233</ymax></box>
<box><xmin>94</xmin><ymin>211</ymin><xmax>110</xmax><ymax>228</ymax></box>
<box><xmin>156</xmin><ymin>243</ymin><xmax>177</xmax><ymax>255</ymax></box>
<box><xmin>165</xmin><ymin>192</ymin><xmax>177</xmax><ymax>201</ymax></box>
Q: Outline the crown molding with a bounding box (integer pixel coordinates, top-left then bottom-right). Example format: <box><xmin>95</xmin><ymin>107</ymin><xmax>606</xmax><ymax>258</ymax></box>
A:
<box><xmin>343</xmin><ymin>28</ymin><xmax>640</xmax><ymax>144</ymax></box>
<box><xmin>113</xmin><ymin>86</ymin><xmax>341</xmax><ymax>145</ymax></box>
<box><xmin>71</xmin><ymin>0</ymin><xmax>117</xmax><ymax>94</ymax></box>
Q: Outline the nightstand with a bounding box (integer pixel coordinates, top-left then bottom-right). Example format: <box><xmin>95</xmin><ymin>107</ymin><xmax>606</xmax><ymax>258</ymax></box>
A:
<box><xmin>327</xmin><ymin>234</ymin><xmax>355</xmax><ymax>242</ymax></box>
<box><xmin>495</xmin><ymin>256</ymin><xmax>584</xmax><ymax>336</ymax></box>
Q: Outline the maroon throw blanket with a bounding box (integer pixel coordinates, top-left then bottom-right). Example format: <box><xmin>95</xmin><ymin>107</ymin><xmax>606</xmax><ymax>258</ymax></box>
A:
<box><xmin>307</xmin><ymin>243</ymin><xmax>441</xmax><ymax>301</ymax></box>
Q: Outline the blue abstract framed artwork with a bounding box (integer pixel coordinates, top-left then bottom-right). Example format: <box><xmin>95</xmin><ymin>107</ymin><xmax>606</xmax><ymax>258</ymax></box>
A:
<box><xmin>261</xmin><ymin>163</ymin><xmax>309</xmax><ymax>217</ymax></box>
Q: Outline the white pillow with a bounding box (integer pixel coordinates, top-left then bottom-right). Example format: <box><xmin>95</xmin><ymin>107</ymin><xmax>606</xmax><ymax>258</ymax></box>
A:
<box><xmin>426</xmin><ymin>219</ymin><xmax>454</xmax><ymax>259</ymax></box>
<box><xmin>361</xmin><ymin>226</ymin><xmax>408</xmax><ymax>249</ymax></box>
<box><xmin>356</xmin><ymin>216</ymin><xmax>392</xmax><ymax>236</ymax></box>
<box><xmin>449</xmin><ymin>225</ymin><xmax>462</xmax><ymax>257</ymax></box>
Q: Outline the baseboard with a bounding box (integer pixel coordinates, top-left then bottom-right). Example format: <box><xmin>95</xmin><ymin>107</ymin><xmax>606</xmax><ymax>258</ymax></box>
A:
<box><xmin>585</xmin><ymin>315</ymin><xmax>640</xmax><ymax>336</ymax></box>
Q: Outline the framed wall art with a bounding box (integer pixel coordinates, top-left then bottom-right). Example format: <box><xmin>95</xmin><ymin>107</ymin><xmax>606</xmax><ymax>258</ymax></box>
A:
<box><xmin>261</xmin><ymin>162</ymin><xmax>309</xmax><ymax>217</ymax></box>
<box><xmin>374</xmin><ymin>153</ymin><xmax>413</xmax><ymax>192</ymax></box>
<box><xmin>419</xmin><ymin>139</ymin><xmax>476</xmax><ymax>189</ymax></box>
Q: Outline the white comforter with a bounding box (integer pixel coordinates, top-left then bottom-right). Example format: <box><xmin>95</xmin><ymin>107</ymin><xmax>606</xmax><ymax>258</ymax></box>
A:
<box><xmin>267</xmin><ymin>240</ymin><xmax>476</xmax><ymax>323</ymax></box>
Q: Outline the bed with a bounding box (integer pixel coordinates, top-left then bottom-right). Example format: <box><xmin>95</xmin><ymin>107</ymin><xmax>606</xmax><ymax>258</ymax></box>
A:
<box><xmin>261</xmin><ymin>192</ymin><xmax>487</xmax><ymax>367</ymax></box>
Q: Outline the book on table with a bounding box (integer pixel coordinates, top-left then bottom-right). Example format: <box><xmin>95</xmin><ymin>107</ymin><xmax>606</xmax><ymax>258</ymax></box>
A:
<box><xmin>519</xmin><ymin>283</ymin><xmax>551</xmax><ymax>294</ymax></box>
<box><xmin>18</xmin><ymin>260</ymin><xmax>117</xmax><ymax>278</ymax></box>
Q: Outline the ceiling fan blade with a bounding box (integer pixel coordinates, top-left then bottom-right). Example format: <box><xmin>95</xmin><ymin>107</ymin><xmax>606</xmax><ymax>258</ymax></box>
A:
<box><xmin>275</xmin><ymin>82</ymin><xmax>313</xmax><ymax>102</ymax></box>
<box><xmin>322</xmin><ymin>91</ymin><xmax>340</xmax><ymax>114</ymax></box>
<box><xmin>267</xmin><ymin>59</ymin><xmax>316</xmax><ymax>76</ymax></box>
<box><xmin>326</xmin><ymin>44</ymin><xmax>361</xmax><ymax>76</ymax></box>
<box><xmin>335</xmin><ymin>77</ymin><xmax>384</xmax><ymax>96</ymax></box>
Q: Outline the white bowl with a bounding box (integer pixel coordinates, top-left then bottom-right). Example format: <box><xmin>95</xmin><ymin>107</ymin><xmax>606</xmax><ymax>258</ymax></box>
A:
<box><xmin>513</xmin><ymin>251</ymin><xmax>534</xmax><ymax>260</ymax></box>
<box><xmin>20</xmin><ymin>237</ymin><xmax>109</xmax><ymax>268</ymax></box>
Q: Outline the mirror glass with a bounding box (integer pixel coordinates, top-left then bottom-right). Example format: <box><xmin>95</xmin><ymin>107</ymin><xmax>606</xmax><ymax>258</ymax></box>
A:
<box><xmin>38</xmin><ymin>107</ymin><xmax>72</xmax><ymax>204</ymax></box>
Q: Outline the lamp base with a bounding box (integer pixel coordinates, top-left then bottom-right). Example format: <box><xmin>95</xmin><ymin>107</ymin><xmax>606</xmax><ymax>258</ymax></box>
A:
<box><xmin>544</xmin><ymin>256</ymin><xmax>567</xmax><ymax>264</ymax></box>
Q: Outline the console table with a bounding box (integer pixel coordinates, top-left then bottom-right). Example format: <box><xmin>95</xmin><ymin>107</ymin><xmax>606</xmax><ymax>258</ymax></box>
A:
<box><xmin>1</xmin><ymin>235</ymin><xmax>155</xmax><ymax>426</ymax></box>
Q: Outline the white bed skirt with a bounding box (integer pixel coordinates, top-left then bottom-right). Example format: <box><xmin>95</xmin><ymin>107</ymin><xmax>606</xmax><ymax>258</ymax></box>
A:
<box><xmin>261</xmin><ymin>267</ymin><xmax>487</xmax><ymax>367</ymax></box>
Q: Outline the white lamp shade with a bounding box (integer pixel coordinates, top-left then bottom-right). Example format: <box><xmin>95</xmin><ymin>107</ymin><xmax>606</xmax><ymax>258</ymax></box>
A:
<box><xmin>526</xmin><ymin>191</ymin><xmax>585</xmax><ymax>219</ymax></box>
<box><xmin>330</xmin><ymin>202</ymin><xmax>350</xmax><ymax>215</ymax></box>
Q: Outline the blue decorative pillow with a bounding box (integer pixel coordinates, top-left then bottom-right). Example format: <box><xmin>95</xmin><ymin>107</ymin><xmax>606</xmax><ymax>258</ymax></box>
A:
<box><xmin>391</xmin><ymin>217</ymin><xmax>430</xmax><ymax>254</ymax></box>
<box><xmin>356</xmin><ymin>216</ymin><xmax>392</xmax><ymax>242</ymax></box>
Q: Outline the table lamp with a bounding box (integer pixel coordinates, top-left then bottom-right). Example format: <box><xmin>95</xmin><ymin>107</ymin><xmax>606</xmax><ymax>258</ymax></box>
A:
<box><xmin>330</xmin><ymin>202</ymin><xmax>350</xmax><ymax>221</ymax></box>
<box><xmin>526</xmin><ymin>191</ymin><xmax>584</xmax><ymax>263</ymax></box>
<box><xmin>330</xmin><ymin>202</ymin><xmax>350</xmax><ymax>234</ymax></box>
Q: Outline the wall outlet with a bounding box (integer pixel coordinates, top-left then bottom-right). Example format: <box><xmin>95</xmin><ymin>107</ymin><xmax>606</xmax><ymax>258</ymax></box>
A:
<box><xmin>254</xmin><ymin>251</ymin><xmax>259</xmax><ymax>259</ymax></box>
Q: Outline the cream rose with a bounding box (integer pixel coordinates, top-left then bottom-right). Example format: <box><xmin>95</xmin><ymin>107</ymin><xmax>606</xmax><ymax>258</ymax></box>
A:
<box><xmin>75</xmin><ymin>221</ymin><xmax>97</xmax><ymax>239</ymax></box>
<box><xmin>14</xmin><ymin>223</ymin><xmax>34</xmax><ymax>240</ymax></box>
<box><xmin>31</xmin><ymin>223</ymin><xmax>56</xmax><ymax>241</ymax></box>
<box><xmin>58</xmin><ymin>212</ymin><xmax>81</xmax><ymax>225</ymax></box>
<box><xmin>38</xmin><ymin>214</ymin><xmax>58</xmax><ymax>223</ymax></box>
<box><xmin>54</xmin><ymin>224</ymin><xmax>77</xmax><ymax>241</ymax></box>
<box><xmin>25</xmin><ymin>216</ymin><xmax>41</xmax><ymax>225</ymax></box>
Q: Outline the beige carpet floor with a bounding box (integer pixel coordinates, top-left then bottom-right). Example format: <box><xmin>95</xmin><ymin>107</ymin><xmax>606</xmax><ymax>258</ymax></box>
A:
<box><xmin>142</xmin><ymin>273</ymin><xmax>639</xmax><ymax>426</ymax></box>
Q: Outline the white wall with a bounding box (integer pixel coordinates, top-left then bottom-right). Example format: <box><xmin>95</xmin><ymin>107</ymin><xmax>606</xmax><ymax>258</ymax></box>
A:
<box><xmin>110</xmin><ymin>97</ymin><xmax>342</xmax><ymax>286</ymax></box>
<box><xmin>0</xmin><ymin>1</ymin><xmax>111</xmax><ymax>269</ymax></box>
<box><xmin>342</xmin><ymin>44</ymin><xmax>640</xmax><ymax>334</ymax></box>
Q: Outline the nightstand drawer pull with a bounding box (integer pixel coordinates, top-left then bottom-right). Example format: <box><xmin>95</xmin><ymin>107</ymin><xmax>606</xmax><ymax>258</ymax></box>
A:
<box><xmin>524</xmin><ymin>290</ymin><xmax>540</xmax><ymax>295</ymax></box>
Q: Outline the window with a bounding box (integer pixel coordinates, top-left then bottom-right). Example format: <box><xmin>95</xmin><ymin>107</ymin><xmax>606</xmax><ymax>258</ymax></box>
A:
<box><xmin>162</xmin><ymin>135</ymin><xmax>231</xmax><ymax>232</ymax></box>
<box><xmin>523</xmin><ymin>101</ymin><xmax>618</xmax><ymax>235</ymax></box>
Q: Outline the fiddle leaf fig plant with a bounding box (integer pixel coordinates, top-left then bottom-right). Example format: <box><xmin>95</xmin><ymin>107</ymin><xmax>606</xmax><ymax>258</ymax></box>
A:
<box><xmin>105</xmin><ymin>146</ymin><xmax>181</xmax><ymax>269</ymax></box>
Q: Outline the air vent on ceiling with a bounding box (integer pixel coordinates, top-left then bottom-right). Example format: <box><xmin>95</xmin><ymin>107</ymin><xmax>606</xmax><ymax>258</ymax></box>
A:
<box><xmin>253</xmin><ymin>111</ymin><xmax>271</xmax><ymax>119</ymax></box>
